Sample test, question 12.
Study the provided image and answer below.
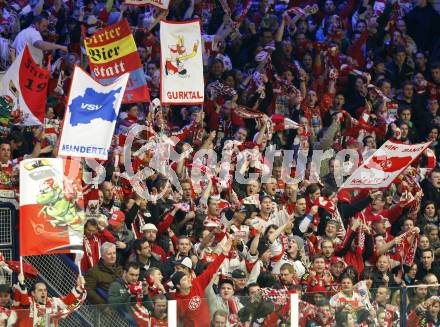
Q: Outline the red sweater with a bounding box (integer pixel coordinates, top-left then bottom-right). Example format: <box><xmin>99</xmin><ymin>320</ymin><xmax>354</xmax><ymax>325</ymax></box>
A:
<box><xmin>173</xmin><ymin>254</ymin><xmax>226</xmax><ymax>327</ymax></box>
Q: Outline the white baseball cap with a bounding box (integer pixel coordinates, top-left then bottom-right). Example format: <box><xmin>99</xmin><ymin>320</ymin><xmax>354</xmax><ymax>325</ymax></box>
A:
<box><xmin>142</xmin><ymin>223</ymin><xmax>158</xmax><ymax>232</ymax></box>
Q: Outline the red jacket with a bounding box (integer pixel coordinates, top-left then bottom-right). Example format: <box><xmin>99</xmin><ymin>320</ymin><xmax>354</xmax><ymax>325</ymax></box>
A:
<box><xmin>173</xmin><ymin>254</ymin><xmax>226</xmax><ymax>327</ymax></box>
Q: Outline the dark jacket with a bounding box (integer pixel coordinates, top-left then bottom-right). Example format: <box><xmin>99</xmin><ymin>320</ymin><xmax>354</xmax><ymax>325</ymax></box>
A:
<box><xmin>108</xmin><ymin>277</ymin><xmax>152</xmax><ymax>325</ymax></box>
<box><xmin>422</xmin><ymin>179</ymin><xmax>440</xmax><ymax>206</ymax></box>
<box><xmin>385</xmin><ymin>60</ymin><xmax>414</xmax><ymax>89</ymax></box>
<box><xmin>135</xmin><ymin>255</ymin><xmax>164</xmax><ymax>280</ymax></box>
<box><xmin>415</xmin><ymin>263</ymin><xmax>440</xmax><ymax>281</ymax></box>
<box><xmin>405</xmin><ymin>3</ymin><xmax>440</xmax><ymax>52</ymax></box>
<box><xmin>109</xmin><ymin>226</ymin><xmax>135</xmax><ymax>266</ymax></box>
<box><xmin>85</xmin><ymin>259</ymin><xmax>123</xmax><ymax>304</ymax></box>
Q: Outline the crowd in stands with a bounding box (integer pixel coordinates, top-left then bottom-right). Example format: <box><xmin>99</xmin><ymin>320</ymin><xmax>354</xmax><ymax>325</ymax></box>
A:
<box><xmin>1</xmin><ymin>0</ymin><xmax>440</xmax><ymax>326</ymax></box>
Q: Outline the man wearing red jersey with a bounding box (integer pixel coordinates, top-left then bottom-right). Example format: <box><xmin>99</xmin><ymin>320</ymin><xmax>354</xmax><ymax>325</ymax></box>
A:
<box><xmin>171</xmin><ymin>238</ymin><xmax>232</xmax><ymax>327</ymax></box>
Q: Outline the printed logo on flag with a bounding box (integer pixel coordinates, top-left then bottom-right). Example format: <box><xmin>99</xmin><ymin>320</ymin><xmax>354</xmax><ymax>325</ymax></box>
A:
<box><xmin>160</xmin><ymin>20</ymin><xmax>204</xmax><ymax>105</ymax></box>
<box><xmin>341</xmin><ymin>141</ymin><xmax>431</xmax><ymax>189</ymax></box>
<box><xmin>0</xmin><ymin>45</ymin><xmax>48</xmax><ymax>125</ymax></box>
<box><xmin>83</xmin><ymin>19</ymin><xmax>149</xmax><ymax>103</ymax></box>
<box><xmin>58</xmin><ymin>66</ymin><xmax>129</xmax><ymax>160</ymax></box>
<box><xmin>19</xmin><ymin>158</ymin><xmax>84</xmax><ymax>256</ymax></box>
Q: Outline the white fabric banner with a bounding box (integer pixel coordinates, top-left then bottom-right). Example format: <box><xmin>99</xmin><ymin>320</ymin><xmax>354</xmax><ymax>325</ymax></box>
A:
<box><xmin>341</xmin><ymin>140</ymin><xmax>431</xmax><ymax>189</ymax></box>
<box><xmin>125</xmin><ymin>0</ymin><xmax>170</xmax><ymax>10</ymax></box>
<box><xmin>58</xmin><ymin>66</ymin><xmax>129</xmax><ymax>160</ymax></box>
<box><xmin>160</xmin><ymin>19</ymin><xmax>204</xmax><ymax>105</ymax></box>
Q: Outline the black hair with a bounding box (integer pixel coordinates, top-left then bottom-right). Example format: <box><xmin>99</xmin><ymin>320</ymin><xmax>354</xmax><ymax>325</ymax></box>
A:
<box><xmin>257</xmin><ymin>272</ymin><xmax>277</xmax><ymax>288</ymax></box>
<box><xmin>32</xmin><ymin>15</ymin><xmax>48</xmax><ymax>24</ymax></box>
<box><xmin>133</xmin><ymin>237</ymin><xmax>149</xmax><ymax>253</ymax></box>
<box><xmin>84</xmin><ymin>218</ymin><xmax>98</xmax><ymax>229</ymax></box>
<box><xmin>124</xmin><ymin>261</ymin><xmax>140</xmax><ymax>272</ymax></box>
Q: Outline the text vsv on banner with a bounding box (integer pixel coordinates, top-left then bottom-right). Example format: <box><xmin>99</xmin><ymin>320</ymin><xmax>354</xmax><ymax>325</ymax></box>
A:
<box><xmin>83</xmin><ymin>19</ymin><xmax>149</xmax><ymax>103</ymax></box>
<box><xmin>58</xmin><ymin>66</ymin><xmax>129</xmax><ymax>160</ymax></box>
<box><xmin>160</xmin><ymin>19</ymin><xmax>204</xmax><ymax>105</ymax></box>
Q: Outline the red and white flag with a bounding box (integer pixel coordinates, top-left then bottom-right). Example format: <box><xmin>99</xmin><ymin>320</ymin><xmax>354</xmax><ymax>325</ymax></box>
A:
<box><xmin>125</xmin><ymin>0</ymin><xmax>170</xmax><ymax>10</ymax></box>
<box><xmin>271</xmin><ymin>114</ymin><xmax>299</xmax><ymax>130</ymax></box>
<box><xmin>20</xmin><ymin>158</ymin><xmax>85</xmax><ymax>256</ymax></box>
<box><xmin>341</xmin><ymin>141</ymin><xmax>431</xmax><ymax>190</ymax></box>
<box><xmin>0</xmin><ymin>45</ymin><xmax>48</xmax><ymax>125</ymax></box>
<box><xmin>160</xmin><ymin>19</ymin><xmax>204</xmax><ymax>105</ymax></box>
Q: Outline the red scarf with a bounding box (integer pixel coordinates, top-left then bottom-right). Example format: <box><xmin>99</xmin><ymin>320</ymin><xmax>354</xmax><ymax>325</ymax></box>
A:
<box><xmin>228</xmin><ymin>299</ymin><xmax>239</xmax><ymax>325</ymax></box>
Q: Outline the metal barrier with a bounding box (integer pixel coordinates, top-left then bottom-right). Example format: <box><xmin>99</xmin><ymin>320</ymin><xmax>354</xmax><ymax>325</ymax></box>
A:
<box><xmin>23</xmin><ymin>254</ymin><xmax>132</xmax><ymax>327</ymax></box>
<box><xmin>0</xmin><ymin>202</ymin><xmax>17</xmax><ymax>286</ymax></box>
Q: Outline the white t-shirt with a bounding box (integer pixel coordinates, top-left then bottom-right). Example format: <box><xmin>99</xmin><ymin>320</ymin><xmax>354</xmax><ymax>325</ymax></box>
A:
<box><xmin>12</xmin><ymin>26</ymin><xmax>43</xmax><ymax>65</ymax></box>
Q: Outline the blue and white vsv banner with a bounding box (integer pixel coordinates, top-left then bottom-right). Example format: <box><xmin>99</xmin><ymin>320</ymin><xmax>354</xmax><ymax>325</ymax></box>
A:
<box><xmin>58</xmin><ymin>66</ymin><xmax>129</xmax><ymax>160</ymax></box>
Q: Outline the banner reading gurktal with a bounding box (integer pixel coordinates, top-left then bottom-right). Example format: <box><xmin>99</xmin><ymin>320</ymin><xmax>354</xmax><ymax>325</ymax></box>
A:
<box><xmin>160</xmin><ymin>19</ymin><xmax>204</xmax><ymax>105</ymax></box>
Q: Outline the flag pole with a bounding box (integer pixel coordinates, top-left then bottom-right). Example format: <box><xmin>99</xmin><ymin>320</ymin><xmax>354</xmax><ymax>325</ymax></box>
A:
<box><xmin>19</xmin><ymin>256</ymin><xmax>23</xmax><ymax>274</ymax></box>
<box><xmin>76</xmin><ymin>252</ymin><xmax>83</xmax><ymax>277</ymax></box>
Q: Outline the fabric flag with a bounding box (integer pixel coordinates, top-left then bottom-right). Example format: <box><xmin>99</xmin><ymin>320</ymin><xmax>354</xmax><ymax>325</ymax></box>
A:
<box><xmin>58</xmin><ymin>66</ymin><xmax>129</xmax><ymax>160</ymax></box>
<box><xmin>0</xmin><ymin>45</ymin><xmax>48</xmax><ymax>125</ymax></box>
<box><xmin>271</xmin><ymin>114</ymin><xmax>299</xmax><ymax>130</ymax></box>
<box><xmin>20</xmin><ymin>158</ymin><xmax>85</xmax><ymax>256</ymax></box>
<box><xmin>125</xmin><ymin>0</ymin><xmax>170</xmax><ymax>10</ymax></box>
<box><xmin>83</xmin><ymin>19</ymin><xmax>149</xmax><ymax>103</ymax></box>
<box><xmin>341</xmin><ymin>140</ymin><xmax>431</xmax><ymax>189</ymax></box>
<box><xmin>160</xmin><ymin>19</ymin><xmax>204</xmax><ymax>105</ymax></box>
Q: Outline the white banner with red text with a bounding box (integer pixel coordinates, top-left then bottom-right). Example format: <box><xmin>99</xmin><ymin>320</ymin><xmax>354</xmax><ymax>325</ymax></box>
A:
<box><xmin>341</xmin><ymin>140</ymin><xmax>431</xmax><ymax>190</ymax></box>
<box><xmin>160</xmin><ymin>19</ymin><xmax>204</xmax><ymax>105</ymax></box>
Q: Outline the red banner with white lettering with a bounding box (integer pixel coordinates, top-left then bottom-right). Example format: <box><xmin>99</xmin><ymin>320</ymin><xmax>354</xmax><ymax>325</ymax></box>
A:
<box><xmin>160</xmin><ymin>19</ymin><xmax>204</xmax><ymax>105</ymax></box>
<box><xmin>83</xmin><ymin>19</ymin><xmax>149</xmax><ymax>103</ymax></box>
<box><xmin>341</xmin><ymin>141</ymin><xmax>431</xmax><ymax>190</ymax></box>
<box><xmin>125</xmin><ymin>0</ymin><xmax>170</xmax><ymax>10</ymax></box>
<box><xmin>20</xmin><ymin>158</ymin><xmax>85</xmax><ymax>256</ymax></box>
<box><xmin>0</xmin><ymin>45</ymin><xmax>48</xmax><ymax>125</ymax></box>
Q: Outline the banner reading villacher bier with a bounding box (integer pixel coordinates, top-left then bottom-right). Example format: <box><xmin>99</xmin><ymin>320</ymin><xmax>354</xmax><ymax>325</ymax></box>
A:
<box><xmin>83</xmin><ymin>19</ymin><xmax>149</xmax><ymax>103</ymax></box>
<box><xmin>20</xmin><ymin>158</ymin><xmax>84</xmax><ymax>256</ymax></box>
<box><xmin>160</xmin><ymin>19</ymin><xmax>204</xmax><ymax>105</ymax></box>
<box><xmin>0</xmin><ymin>45</ymin><xmax>48</xmax><ymax>125</ymax></box>
<box><xmin>341</xmin><ymin>140</ymin><xmax>431</xmax><ymax>190</ymax></box>
<box><xmin>58</xmin><ymin>66</ymin><xmax>129</xmax><ymax>160</ymax></box>
<box><xmin>125</xmin><ymin>0</ymin><xmax>170</xmax><ymax>10</ymax></box>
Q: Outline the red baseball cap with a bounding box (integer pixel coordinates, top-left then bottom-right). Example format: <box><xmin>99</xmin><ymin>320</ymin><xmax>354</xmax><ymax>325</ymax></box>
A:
<box><xmin>108</xmin><ymin>210</ymin><xmax>125</xmax><ymax>226</ymax></box>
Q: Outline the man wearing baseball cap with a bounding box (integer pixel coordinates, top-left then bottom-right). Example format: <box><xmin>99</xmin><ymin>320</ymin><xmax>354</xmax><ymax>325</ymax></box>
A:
<box><xmin>108</xmin><ymin>210</ymin><xmax>134</xmax><ymax>266</ymax></box>
<box><xmin>171</xmin><ymin>238</ymin><xmax>232</xmax><ymax>327</ymax></box>
<box><xmin>141</xmin><ymin>223</ymin><xmax>168</xmax><ymax>262</ymax></box>
<box><xmin>231</xmin><ymin>269</ymin><xmax>248</xmax><ymax>297</ymax></box>
<box><xmin>206</xmin><ymin>277</ymin><xmax>243</xmax><ymax>324</ymax></box>
<box><xmin>329</xmin><ymin>257</ymin><xmax>347</xmax><ymax>283</ymax></box>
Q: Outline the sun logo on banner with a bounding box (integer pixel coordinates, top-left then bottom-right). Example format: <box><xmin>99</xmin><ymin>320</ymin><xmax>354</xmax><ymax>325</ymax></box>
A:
<box><xmin>165</xmin><ymin>35</ymin><xmax>199</xmax><ymax>78</ymax></box>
